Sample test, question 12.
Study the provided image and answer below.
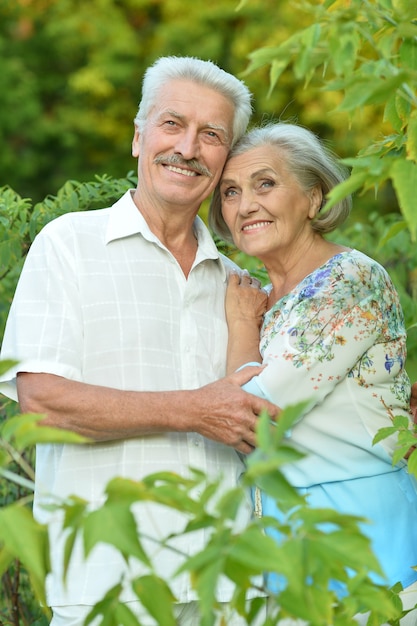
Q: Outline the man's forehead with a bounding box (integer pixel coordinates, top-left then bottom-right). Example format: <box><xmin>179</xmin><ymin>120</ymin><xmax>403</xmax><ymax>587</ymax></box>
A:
<box><xmin>152</xmin><ymin>80</ymin><xmax>234</xmax><ymax>122</ymax></box>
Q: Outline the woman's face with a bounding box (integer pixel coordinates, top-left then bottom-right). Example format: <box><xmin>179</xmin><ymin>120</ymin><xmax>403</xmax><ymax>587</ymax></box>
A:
<box><xmin>219</xmin><ymin>145</ymin><xmax>322</xmax><ymax>263</ymax></box>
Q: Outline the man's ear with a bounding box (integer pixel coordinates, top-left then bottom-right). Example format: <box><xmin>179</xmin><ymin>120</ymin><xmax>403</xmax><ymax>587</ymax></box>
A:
<box><xmin>132</xmin><ymin>125</ymin><xmax>140</xmax><ymax>158</ymax></box>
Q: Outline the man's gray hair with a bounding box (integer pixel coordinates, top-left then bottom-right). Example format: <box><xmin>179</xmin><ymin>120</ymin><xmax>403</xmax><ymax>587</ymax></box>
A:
<box><xmin>134</xmin><ymin>56</ymin><xmax>253</xmax><ymax>146</ymax></box>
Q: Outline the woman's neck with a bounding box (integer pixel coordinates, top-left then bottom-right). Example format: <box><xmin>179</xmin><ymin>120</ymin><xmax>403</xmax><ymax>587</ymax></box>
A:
<box><xmin>265</xmin><ymin>238</ymin><xmax>350</xmax><ymax>306</ymax></box>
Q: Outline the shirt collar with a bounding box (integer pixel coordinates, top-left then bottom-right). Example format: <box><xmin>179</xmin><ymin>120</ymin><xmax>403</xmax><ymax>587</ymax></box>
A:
<box><xmin>105</xmin><ymin>190</ymin><xmax>152</xmax><ymax>244</ymax></box>
<box><xmin>105</xmin><ymin>190</ymin><xmax>225</xmax><ymax>273</ymax></box>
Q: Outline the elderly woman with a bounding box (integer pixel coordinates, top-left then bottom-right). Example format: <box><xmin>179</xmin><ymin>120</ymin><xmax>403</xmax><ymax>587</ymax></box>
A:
<box><xmin>209</xmin><ymin>122</ymin><xmax>417</xmax><ymax>624</ymax></box>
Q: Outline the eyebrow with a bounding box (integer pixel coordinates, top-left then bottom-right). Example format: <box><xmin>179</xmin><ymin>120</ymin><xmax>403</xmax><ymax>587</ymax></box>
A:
<box><xmin>221</xmin><ymin>167</ymin><xmax>277</xmax><ymax>186</ymax></box>
<box><xmin>160</xmin><ymin>109</ymin><xmax>230</xmax><ymax>143</ymax></box>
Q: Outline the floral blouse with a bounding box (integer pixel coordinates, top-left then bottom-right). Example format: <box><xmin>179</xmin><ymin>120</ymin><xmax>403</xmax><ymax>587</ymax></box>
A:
<box><xmin>243</xmin><ymin>249</ymin><xmax>417</xmax><ymax>589</ymax></box>
<box><xmin>244</xmin><ymin>249</ymin><xmax>412</xmax><ymax>486</ymax></box>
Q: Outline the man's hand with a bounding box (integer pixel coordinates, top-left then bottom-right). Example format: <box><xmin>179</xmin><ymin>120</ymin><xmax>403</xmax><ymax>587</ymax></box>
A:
<box><xmin>192</xmin><ymin>365</ymin><xmax>280</xmax><ymax>455</ymax></box>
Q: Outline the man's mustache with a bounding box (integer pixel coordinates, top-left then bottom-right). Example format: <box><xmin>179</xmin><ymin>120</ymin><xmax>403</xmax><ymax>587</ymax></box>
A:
<box><xmin>154</xmin><ymin>154</ymin><xmax>212</xmax><ymax>178</ymax></box>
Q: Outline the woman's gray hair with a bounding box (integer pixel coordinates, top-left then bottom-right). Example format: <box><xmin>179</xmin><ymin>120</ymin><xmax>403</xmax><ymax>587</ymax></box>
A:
<box><xmin>134</xmin><ymin>56</ymin><xmax>253</xmax><ymax>147</ymax></box>
<box><xmin>209</xmin><ymin>122</ymin><xmax>352</xmax><ymax>242</ymax></box>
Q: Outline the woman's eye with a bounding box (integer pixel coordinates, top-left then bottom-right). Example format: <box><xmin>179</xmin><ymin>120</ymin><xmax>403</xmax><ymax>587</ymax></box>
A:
<box><xmin>223</xmin><ymin>188</ymin><xmax>237</xmax><ymax>198</ymax></box>
<box><xmin>260</xmin><ymin>179</ymin><xmax>275</xmax><ymax>189</ymax></box>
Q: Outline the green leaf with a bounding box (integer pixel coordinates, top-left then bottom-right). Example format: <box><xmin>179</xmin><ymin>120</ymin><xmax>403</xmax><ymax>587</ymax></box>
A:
<box><xmin>62</xmin><ymin>528</ymin><xmax>78</xmax><ymax>583</ymax></box>
<box><xmin>407</xmin><ymin>448</ymin><xmax>417</xmax><ymax>477</ymax></box>
<box><xmin>215</xmin><ymin>486</ymin><xmax>244</xmax><ymax>520</ymax></box>
<box><xmin>132</xmin><ymin>575</ymin><xmax>177</xmax><ymax>626</ymax></box>
<box><xmin>0</xmin><ymin>504</ymin><xmax>49</xmax><ymax>606</ymax></box>
<box><xmin>324</xmin><ymin>171</ymin><xmax>368</xmax><ymax>210</ymax></box>
<box><xmin>0</xmin><ymin>359</ymin><xmax>18</xmax><ymax>376</ymax></box>
<box><xmin>1</xmin><ymin>413</ymin><xmax>89</xmax><ymax>449</ymax></box>
<box><xmin>177</xmin><ymin>539</ymin><xmax>226</xmax><ymax>625</ymax></box>
<box><xmin>377</xmin><ymin>220</ymin><xmax>408</xmax><ymax>248</ymax></box>
<box><xmin>406</xmin><ymin>112</ymin><xmax>417</xmax><ymax>162</ymax></box>
<box><xmin>390</xmin><ymin>159</ymin><xmax>417</xmax><ymax>241</ymax></box>
<box><xmin>373</xmin><ymin>426</ymin><xmax>398</xmax><ymax>445</ymax></box>
<box><xmin>383</xmin><ymin>94</ymin><xmax>403</xmax><ymax>132</ymax></box>
<box><xmin>338</xmin><ymin>73</ymin><xmax>409</xmax><ymax>112</ymax></box>
<box><xmin>395</xmin><ymin>90</ymin><xmax>412</xmax><ymax>126</ymax></box>
<box><xmin>84</xmin><ymin>583</ymin><xmax>141</xmax><ymax>626</ymax></box>
<box><xmin>226</xmin><ymin>524</ymin><xmax>289</xmax><ymax>577</ymax></box>
<box><xmin>83</xmin><ymin>503</ymin><xmax>151</xmax><ymax>566</ymax></box>
<box><xmin>104</xmin><ymin>474</ymin><xmax>202</xmax><ymax>520</ymax></box>
<box><xmin>293</xmin><ymin>24</ymin><xmax>322</xmax><ymax>80</ymax></box>
<box><xmin>399</xmin><ymin>38</ymin><xmax>417</xmax><ymax>72</ymax></box>
<box><xmin>0</xmin><ymin>544</ymin><xmax>15</xmax><ymax>578</ymax></box>
<box><xmin>269</xmin><ymin>58</ymin><xmax>290</xmax><ymax>96</ymax></box>
<box><xmin>329</xmin><ymin>30</ymin><xmax>360</xmax><ymax>77</ymax></box>
<box><xmin>243</xmin><ymin>46</ymin><xmax>286</xmax><ymax>75</ymax></box>
<box><xmin>0</xmin><ymin>467</ymin><xmax>35</xmax><ymax>492</ymax></box>
<box><xmin>255</xmin><ymin>470</ymin><xmax>304</xmax><ymax>508</ymax></box>
<box><xmin>345</xmin><ymin>576</ymin><xmax>401</xmax><ymax>623</ymax></box>
<box><xmin>308</xmin><ymin>528</ymin><xmax>383</xmax><ymax>578</ymax></box>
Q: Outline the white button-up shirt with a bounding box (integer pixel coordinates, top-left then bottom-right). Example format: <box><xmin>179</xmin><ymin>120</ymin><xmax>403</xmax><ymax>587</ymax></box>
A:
<box><xmin>0</xmin><ymin>190</ymin><xmax>251</xmax><ymax>605</ymax></box>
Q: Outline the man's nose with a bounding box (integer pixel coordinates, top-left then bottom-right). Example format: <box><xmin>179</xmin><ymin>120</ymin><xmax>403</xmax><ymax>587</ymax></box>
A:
<box><xmin>174</xmin><ymin>128</ymin><xmax>200</xmax><ymax>160</ymax></box>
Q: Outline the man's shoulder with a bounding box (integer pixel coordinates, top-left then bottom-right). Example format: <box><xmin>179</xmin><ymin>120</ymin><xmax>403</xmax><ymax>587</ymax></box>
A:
<box><xmin>38</xmin><ymin>206</ymin><xmax>112</xmax><ymax>241</ymax></box>
<box><xmin>218</xmin><ymin>252</ymin><xmax>241</xmax><ymax>274</ymax></box>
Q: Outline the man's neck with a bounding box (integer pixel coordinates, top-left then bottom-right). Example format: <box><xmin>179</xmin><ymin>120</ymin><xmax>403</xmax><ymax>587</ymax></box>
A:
<box><xmin>132</xmin><ymin>188</ymin><xmax>199</xmax><ymax>277</ymax></box>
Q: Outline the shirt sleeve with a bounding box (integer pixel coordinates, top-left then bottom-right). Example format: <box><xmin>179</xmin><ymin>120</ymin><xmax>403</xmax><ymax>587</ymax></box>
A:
<box><xmin>0</xmin><ymin>217</ymin><xmax>83</xmax><ymax>400</ymax></box>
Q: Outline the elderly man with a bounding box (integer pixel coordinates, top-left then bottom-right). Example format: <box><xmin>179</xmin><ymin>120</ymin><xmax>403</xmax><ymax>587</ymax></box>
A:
<box><xmin>0</xmin><ymin>56</ymin><xmax>278</xmax><ymax>625</ymax></box>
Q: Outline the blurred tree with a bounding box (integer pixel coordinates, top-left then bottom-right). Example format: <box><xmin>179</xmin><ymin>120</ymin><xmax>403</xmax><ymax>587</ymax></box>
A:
<box><xmin>0</xmin><ymin>0</ymin><xmax>393</xmax><ymax>213</ymax></box>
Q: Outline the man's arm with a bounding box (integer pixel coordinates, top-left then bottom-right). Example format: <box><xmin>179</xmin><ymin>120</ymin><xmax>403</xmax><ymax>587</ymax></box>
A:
<box><xmin>16</xmin><ymin>368</ymin><xmax>279</xmax><ymax>455</ymax></box>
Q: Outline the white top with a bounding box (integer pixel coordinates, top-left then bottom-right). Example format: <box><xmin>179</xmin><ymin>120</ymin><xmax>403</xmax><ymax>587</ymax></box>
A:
<box><xmin>0</xmin><ymin>190</ymin><xmax>251</xmax><ymax>605</ymax></box>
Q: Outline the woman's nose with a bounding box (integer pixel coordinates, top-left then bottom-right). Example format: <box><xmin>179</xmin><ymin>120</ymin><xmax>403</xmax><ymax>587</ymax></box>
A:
<box><xmin>239</xmin><ymin>194</ymin><xmax>260</xmax><ymax>216</ymax></box>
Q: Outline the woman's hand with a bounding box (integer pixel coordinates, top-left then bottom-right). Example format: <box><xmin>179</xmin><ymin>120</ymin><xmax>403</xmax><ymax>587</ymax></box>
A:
<box><xmin>225</xmin><ymin>271</ymin><xmax>268</xmax><ymax>374</ymax></box>
<box><xmin>226</xmin><ymin>271</ymin><xmax>268</xmax><ymax>330</ymax></box>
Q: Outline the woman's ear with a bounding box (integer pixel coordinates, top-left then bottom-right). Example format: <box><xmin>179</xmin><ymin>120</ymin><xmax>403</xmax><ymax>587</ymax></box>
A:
<box><xmin>132</xmin><ymin>125</ymin><xmax>140</xmax><ymax>158</ymax></box>
<box><xmin>308</xmin><ymin>185</ymin><xmax>323</xmax><ymax>219</ymax></box>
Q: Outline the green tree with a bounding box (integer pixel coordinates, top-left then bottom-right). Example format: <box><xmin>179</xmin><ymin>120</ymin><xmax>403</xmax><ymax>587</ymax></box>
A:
<box><xmin>242</xmin><ymin>0</ymin><xmax>417</xmax><ymax>239</ymax></box>
<box><xmin>0</xmin><ymin>0</ymin><xmax>399</xmax><ymax>213</ymax></box>
<box><xmin>1</xmin><ymin>0</ymin><xmax>417</xmax><ymax>623</ymax></box>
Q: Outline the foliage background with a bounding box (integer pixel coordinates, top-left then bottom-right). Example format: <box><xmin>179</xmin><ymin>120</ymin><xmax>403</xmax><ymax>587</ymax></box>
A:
<box><xmin>0</xmin><ymin>0</ymin><xmax>397</xmax><ymax>207</ymax></box>
<box><xmin>1</xmin><ymin>0</ymin><xmax>416</xmax><ymax>372</ymax></box>
<box><xmin>1</xmin><ymin>0</ymin><xmax>417</xmax><ymax>623</ymax></box>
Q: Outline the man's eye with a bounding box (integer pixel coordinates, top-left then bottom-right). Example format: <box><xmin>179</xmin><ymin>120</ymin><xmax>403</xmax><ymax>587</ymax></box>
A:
<box><xmin>204</xmin><ymin>130</ymin><xmax>223</xmax><ymax>144</ymax></box>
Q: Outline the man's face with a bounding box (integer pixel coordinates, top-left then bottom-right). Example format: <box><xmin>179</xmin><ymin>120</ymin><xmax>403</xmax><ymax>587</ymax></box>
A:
<box><xmin>132</xmin><ymin>79</ymin><xmax>235</xmax><ymax>213</ymax></box>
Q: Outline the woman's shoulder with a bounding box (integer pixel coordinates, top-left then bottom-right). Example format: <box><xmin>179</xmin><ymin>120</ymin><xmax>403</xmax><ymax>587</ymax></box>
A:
<box><xmin>326</xmin><ymin>249</ymin><xmax>391</xmax><ymax>284</ymax></box>
<box><xmin>298</xmin><ymin>248</ymin><xmax>395</xmax><ymax>305</ymax></box>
